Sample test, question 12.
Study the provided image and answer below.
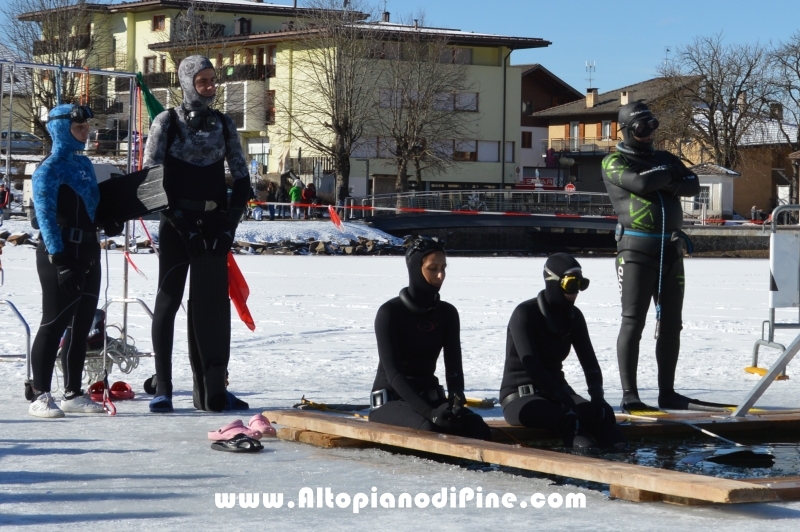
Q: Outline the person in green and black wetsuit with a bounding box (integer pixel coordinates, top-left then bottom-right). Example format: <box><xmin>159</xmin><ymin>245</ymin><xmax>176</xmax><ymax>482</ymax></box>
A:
<box><xmin>601</xmin><ymin>101</ymin><xmax>703</xmax><ymax>414</ymax></box>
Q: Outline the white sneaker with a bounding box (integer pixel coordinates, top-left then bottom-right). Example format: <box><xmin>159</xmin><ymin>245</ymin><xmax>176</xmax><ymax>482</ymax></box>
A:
<box><xmin>29</xmin><ymin>392</ymin><xmax>65</xmax><ymax>419</ymax></box>
<box><xmin>60</xmin><ymin>392</ymin><xmax>104</xmax><ymax>414</ymax></box>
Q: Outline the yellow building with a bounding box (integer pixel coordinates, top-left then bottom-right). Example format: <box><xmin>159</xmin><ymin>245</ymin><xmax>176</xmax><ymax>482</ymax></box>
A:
<box><xmin>24</xmin><ymin>0</ymin><xmax>551</xmax><ymax>195</ymax></box>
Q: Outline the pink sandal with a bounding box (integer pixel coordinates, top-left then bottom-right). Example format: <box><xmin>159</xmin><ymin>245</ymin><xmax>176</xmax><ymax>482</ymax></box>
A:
<box><xmin>248</xmin><ymin>414</ymin><xmax>276</xmax><ymax>438</ymax></box>
<box><xmin>208</xmin><ymin>420</ymin><xmax>262</xmax><ymax>441</ymax></box>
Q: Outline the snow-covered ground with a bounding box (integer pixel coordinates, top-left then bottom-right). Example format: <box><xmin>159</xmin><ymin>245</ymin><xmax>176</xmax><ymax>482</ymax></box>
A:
<box><xmin>0</xmin><ymin>218</ymin><xmax>404</xmax><ymax>247</ymax></box>
<box><xmin>1</xmin><ymin>221</ymin><xmax>799</xmax><ymax>529</ymax></box>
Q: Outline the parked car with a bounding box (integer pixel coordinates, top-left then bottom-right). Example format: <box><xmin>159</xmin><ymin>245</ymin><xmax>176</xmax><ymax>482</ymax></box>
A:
<box><xmin>0</xmin><ymin>131</ymin><xmax>44</xmax><ymax>154</ymax></box>
<box><xmin>86</xmin><ymin>129</ymin><xmax>128</xmax><ymax>155</ymax></box>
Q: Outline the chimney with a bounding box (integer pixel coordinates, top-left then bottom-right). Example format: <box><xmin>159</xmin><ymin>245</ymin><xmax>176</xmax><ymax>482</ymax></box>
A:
<box><xmin>620</xmin><ymin>91</ymin><xmax>629</xmax><ymax>106</ymax></box>
<box><xmin>770</xmin><ymin>102</ymin><xmax>784</xmax><ymax>121</ymax></box>
<box><xmin>382</xmin><ymin>11</ymin><xmax>390</xmax><ymax>23</ymax></box>
<box><xmin>586</xmin><ymin>88</ymin><xmax>598</xmax><ymax>108</ymax></box>
<box><xmin>413</xmin><ymin>19</ymin><xmax>419</xmax><ymax>29</ymax></box>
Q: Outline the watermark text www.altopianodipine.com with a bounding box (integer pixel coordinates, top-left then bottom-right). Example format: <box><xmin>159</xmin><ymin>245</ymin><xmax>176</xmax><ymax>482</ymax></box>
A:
<box><xmin>215</xmin><ymin>487</ymin><xmax>586</xmax><ymax>513</ymax></box>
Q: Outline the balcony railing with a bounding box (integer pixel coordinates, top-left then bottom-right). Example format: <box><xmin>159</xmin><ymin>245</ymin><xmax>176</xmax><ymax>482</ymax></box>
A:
<box><xmin>346</xmin><ymin>189</ymin><xmax>616</xmax><ymax>219</ymax></box>
<box><xmin>114</xmin><ymin>77</ymin><xmax>136</xmax><ymax>92</ymax></box>
<box><xmin>33</xmin><ymin>34</ymin><xmax>91</xmax><ymax>56</ymax></box>
<box><xmin>219</xmin><ymin>64</ymin><xmax>276</xmax><ymax>82</ymax></box>
<box><xmin>92</xmin><ymin>52</ymin><xmax>128</xmax><ymax>70</ymax></box>
<box><xmin>143</xmin><ymin>71</ymin><xmax>179</xmax><ymax>89</ymax></box>
<box><xmin>542</xmin><ymin>137</ymin><xmax>618</xmax><ymax>154</ymax></box>
<box><xmin>91</xmin><ymin>97</ymin><xmax>124</xmax><ymax>115</ymax></box>
<box><xmin>288</xmin><ymin>157</ymin><xmax>336</xmax><ymax>176</ymax></box>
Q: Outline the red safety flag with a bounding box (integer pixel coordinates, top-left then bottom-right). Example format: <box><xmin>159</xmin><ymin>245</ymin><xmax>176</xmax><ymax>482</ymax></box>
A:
<box><xmin>228</xmin><ymin>252</ymin><xmax>255</xmax><ymax>331</ymax></box>
<box><xmin>123</xmin><ymin>251</ymin><xmax>148</xmax><ymax>280</ymax></box>
<box><xmin>328</xmin><ymin>205</ymin><xmax>344</xmax><ymax>232</ymax></box>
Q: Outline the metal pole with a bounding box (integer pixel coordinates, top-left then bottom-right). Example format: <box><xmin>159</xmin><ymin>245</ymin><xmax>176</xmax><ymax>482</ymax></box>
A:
<box><xmin>500</xmin><ymin>49</ymin><xmax>511</xmax><ymax>188</ymax></box>
<box><xmin>0</xmin><ymin>63</ymin><xmax>5</xmax><ymax>172</ymax></box>
<box><xmin>4</xmin><ymin>63</ymin><xmax>14</xmax><ymax>184</ymax></box>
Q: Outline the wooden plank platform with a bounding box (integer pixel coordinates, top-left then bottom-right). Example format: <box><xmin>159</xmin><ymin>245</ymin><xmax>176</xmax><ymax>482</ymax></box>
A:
<box><xmin>486</xmin><ymin>411</ymin><xmax>800</xmax><ymax>442</ymax></box>
<box><xmin>264</xmin><ymin>409</ymin><xmax>780</xmax><ymax>505</ymax></box>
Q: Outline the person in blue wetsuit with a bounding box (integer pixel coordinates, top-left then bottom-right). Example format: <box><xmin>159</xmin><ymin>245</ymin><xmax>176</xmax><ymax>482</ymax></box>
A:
<box><xmin>28</xmin><ymin>104</ymin><xmax>121</xmax><ymax>419</ymax></box>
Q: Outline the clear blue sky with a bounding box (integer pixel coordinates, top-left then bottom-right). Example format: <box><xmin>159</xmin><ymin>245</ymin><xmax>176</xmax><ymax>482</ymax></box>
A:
<box><xmin>383</xmin><ymin>0</ymin><xmax>800</xmax><ymax>93</ymax></box>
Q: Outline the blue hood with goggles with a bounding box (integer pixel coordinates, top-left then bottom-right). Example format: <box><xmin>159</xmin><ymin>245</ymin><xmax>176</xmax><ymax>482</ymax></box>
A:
<box><xmin>46</xmin><ymin>104</ymin><xmax>93</xmax><ymax>154</ymax></box>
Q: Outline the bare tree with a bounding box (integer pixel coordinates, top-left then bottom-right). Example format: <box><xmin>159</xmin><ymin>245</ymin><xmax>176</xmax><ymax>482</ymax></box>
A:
<box><xmin>373</xmin><ymin>17</ymin><xmax>476</xmax><ymax>192</ymax></box>
<box><xmin>159</xmin><ymin>0</ymin><xmax>241</xmax><ymax>113</ymax></box>
<box><xmin>2</xmin><ymin>0</ymin><xmax>114</xmax><ymax>137</ymax></box>
<box><xmin>767</xmin><ymin>31</ymin><xmax>800</xmax><ymax>203</ymax></box>
<box><xmin>276</xmin><ymin>0</ymin><xmax>382</xmax><ymax>202</ymax></box>
<box><xmin>656</xmin><ymin>33</ymin><xmax>775</xmax><ymax>169</ymax></box>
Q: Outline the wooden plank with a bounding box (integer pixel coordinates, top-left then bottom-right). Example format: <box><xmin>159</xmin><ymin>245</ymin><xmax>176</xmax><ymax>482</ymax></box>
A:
<box><xmin>743</xmin><ymin>476</ymin><xmax>800</xmax><ymax>501</ymax></box>
<box><xmin>276</xmin><ymin>427</ymin><xmax>306</xmax><ymax>442</ymax></box>
<box><xmin>609</xmin><ymin>485</ymin><xmax>663</xmax><ymax>503</ymax></box>
<box><xmin>609</xmin><ymin>485</ymin><xmax>710</xmax><ymax>506</ymax></box>
<box><xmin>485</xmin><ymin>411</ymin><xmax>800</xmax><ymax>441</ymax></box>
<box><xmin>277</xmin><ymin>427</ymin><xmax>371</xmax><ymax>449</ymax></box>
<box><xmin>264</xmin><ymin>410</ymin><xmax>776</xmax><ymax>504</ymax></box>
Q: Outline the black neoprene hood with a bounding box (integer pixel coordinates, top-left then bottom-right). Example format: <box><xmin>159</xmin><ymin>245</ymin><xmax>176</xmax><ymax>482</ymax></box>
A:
<box><xmin>618</xmin><ymin>101</ymin><xmax>656</xmax><ymax>151</ymax></box>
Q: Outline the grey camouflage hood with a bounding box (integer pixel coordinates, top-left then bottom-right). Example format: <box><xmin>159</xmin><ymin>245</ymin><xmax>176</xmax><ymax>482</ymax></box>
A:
<box><xmin>178</xmin><ymin>55</ymin><xmax>216</xmax><ymax>110</ymax></box>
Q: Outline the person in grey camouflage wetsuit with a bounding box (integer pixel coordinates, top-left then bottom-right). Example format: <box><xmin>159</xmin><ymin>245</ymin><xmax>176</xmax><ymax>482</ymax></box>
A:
<box><xmin>143</xmin><ymin>55</ymin><xmax>251</xmax><ymax>413</ymax></box>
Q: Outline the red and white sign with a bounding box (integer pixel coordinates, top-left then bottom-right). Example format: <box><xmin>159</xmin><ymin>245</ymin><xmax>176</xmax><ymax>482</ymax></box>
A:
<box><xmin>564</xmin><ymin>183</ymin><xmax>576</xmax><ymax>194</ymax></box>
<box><xmin>516</xmin><ymin>176</ymin><xmax>559</xmax><ymax>190</ymax></box>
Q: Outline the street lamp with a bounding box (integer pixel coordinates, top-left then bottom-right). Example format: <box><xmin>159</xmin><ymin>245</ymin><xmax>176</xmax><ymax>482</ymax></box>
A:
<box><xmin>259</xmin><ymin>130</ymin><xmax>267</xmax><ymax>167</ymax></box>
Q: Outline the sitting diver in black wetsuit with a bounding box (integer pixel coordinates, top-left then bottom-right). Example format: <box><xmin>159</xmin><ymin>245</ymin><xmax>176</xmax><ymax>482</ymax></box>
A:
<box><xmin>369</xmin><ymin>237</ymin><xmax>491</xmax><ymax>441</ymax></box>
<box><xmin>500</xmin><ymin>254</ymin><xmax>627</xmax><ymax>451</ymax></box>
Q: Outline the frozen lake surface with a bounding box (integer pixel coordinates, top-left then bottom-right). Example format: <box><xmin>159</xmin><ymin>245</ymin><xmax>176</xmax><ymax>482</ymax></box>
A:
<box><xmin>1</xmin><ymin>220</ymin><xmax>799</xmax><ymax>529</ymax></box>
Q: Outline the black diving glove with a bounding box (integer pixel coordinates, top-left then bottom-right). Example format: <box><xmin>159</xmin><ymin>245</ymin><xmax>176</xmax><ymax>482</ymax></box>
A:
<box><xmin>660</xmin><ymin>165</ymin><xmax>687</xmax><ymax>196</ymax></box>
<box><xmin>210</xmin><ymin>228</ymin><xmax>234</xmax><ymax>257</ymax></box>
<box><xmin>588</xmin><ymin>385</ymin><xmax>613</xmax><ymax>422</ymax></box>
<box><xmin>49</xmin><ymin>253</ymin><xmax>85</xmax><ymax>297</ymax></box>
<box><xmin>102</xmin><ymin>221</ymin><xmax>125</xmax><ymax>238</ymax></box>
<box><xmin>210</xmin><ymin>208</ymin><xmax>243</xmax><ymax>257</ymax></box>
<box><xmin>449</xmin><ymin>392</ymin><xmax>467</xmax><ymax>418</ymax></box>
<box><xmin>430</xmin><ymin>403</ymin><xmax>463</xmax><ymax>430</ymax></box>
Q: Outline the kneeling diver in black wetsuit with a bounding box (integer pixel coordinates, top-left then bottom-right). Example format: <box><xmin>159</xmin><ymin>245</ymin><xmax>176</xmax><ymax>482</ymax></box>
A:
<box><xmin>500</xmin><ymin>254</ymin><xmax>627</xmax><ymax>451</ymax></box>
<box><xmin>369</xmin><ymin>237</ymin><xmax>491</xmax><ymax>441</ymax></box>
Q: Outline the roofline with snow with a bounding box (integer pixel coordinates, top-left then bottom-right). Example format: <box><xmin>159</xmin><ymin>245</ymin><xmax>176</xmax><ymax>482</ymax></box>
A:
<box><xmin>19</xmin><ymin>1</ymin><xmax>365</xmax><ymax>21</ymax></box>
<box><xmin>149</xmin><ymin>24</ymin><xmax>550</xmax><ymax>52</ymax></box>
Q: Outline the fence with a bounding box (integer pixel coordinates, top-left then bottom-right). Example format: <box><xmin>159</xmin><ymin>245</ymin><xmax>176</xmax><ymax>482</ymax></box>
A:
<box><xmin>542</xmin><ymin>137</ymin><xmax>617</xmax><ymax>154</ymax></box>
<box><xmin>345</xmin><ymin>189</ymin><xmax>616</xmax><ymax>219</ymax></box>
